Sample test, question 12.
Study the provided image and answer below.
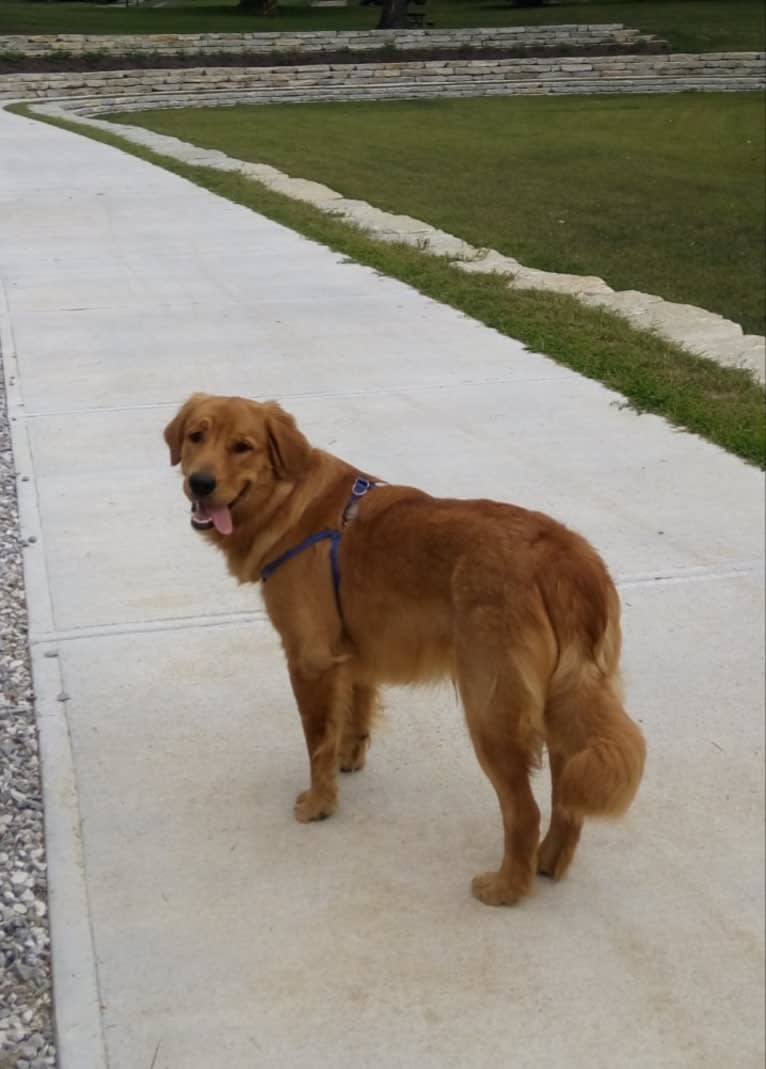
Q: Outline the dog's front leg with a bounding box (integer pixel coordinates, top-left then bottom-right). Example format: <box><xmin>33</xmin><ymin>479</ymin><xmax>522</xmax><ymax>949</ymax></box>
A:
<box><xmin>288</xmin><ymin>659</ymin><xmax>350</xmax><ymax>822</ymax></box>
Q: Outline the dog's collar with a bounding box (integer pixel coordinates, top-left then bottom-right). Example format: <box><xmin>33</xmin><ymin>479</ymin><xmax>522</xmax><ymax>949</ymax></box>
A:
<box><xmin>260</xmin><ymin>477</ymin><xmax>376</xmax><ymax>608</ymax></box>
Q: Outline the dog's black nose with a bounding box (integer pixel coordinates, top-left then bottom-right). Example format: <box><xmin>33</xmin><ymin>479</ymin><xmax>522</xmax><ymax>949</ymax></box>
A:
<box><xmin>189</xmin><ymin>470</ymin><xmax>216</xmax><ymax>498</ymax></box>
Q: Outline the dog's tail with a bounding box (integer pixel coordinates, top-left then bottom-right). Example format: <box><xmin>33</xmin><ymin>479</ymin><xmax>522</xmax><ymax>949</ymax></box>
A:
<box><xmin>554</xmin><ymin>689</ymin><xmax>646</xmax><ymax>819</ymax></box>
<box><xmin>545</xmin><ymin>581</ymin><xmax>646</xmax><ymax>820</ymax></box>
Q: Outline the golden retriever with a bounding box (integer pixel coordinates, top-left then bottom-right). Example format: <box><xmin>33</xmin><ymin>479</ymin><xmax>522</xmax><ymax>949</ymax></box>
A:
<box><xmin>164</xmin><ymin>393</ymin><xmax>645</xmax><ymax>906</ymax></box>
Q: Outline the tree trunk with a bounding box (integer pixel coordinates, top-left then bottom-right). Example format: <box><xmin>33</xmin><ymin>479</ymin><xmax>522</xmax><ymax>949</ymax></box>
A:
<box><xmin>238</xmin><ymin>0</ymin><xmax>277</xmax><ymax>13</ymax></box>
<box><xmin>377</xmin><ymin>0</ymin><xmax>409</xmax><ymax>30</ymax></box>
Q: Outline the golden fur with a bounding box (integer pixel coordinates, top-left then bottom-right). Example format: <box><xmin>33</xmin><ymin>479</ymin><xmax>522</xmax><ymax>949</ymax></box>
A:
<box><xmin>164</xmin><ymin>393</ymin><xmax>646</xmax><ymax>906</ymax></box>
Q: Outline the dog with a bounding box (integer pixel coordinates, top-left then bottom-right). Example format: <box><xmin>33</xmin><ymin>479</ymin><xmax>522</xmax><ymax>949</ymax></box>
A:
<box><xmin>164</xmin><ymin>393</ymin><xmax>645</xmax><ymax>906</ymax></box>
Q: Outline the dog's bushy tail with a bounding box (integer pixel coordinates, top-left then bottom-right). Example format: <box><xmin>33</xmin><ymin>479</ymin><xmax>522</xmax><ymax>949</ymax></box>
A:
<box><xmin>555</xmin><ymin>691</ymin><xmax>646</xmax><ymax>819</ymax></box>
<box><xmin>545</xmin><ymin>582</ymin><xmax>646</xmax><ymax>820</ymax></box>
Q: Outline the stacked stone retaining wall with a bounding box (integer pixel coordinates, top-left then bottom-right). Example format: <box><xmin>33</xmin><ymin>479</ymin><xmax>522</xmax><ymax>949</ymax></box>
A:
<box><xmin>1</xmin><ymin>52</ymin><xmax>762</xmax><ymax>104</ymax></box>
<box><xmin>1</xmin><ymin>25</ymin><xmax>660</xmax><ymax>58</ymax></box>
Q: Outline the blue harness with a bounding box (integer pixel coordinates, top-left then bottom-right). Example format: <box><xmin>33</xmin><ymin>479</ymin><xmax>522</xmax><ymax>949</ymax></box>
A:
<box><xmin>260</xmin><ymin>477</ymin><xmax>375</xmax><ymax>608</ymax></box>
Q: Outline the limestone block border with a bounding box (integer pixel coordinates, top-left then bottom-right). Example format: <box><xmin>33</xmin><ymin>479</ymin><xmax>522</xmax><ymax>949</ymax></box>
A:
<box><xmin>1</xmin><ymin>25</ymin><xmax>659</xmax><ymax>58</ymax></box>
<box><xmin>1</xmin><ymin>51</ymin><xmax>763</xmax><ymax>102</ymax></box>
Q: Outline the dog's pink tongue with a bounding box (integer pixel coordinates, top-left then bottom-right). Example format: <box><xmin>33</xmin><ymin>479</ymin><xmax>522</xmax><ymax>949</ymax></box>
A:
<box><xmin>210</xmin><ymin>506</ymin><xmax>233</xmax><ymax>535</ymax></box>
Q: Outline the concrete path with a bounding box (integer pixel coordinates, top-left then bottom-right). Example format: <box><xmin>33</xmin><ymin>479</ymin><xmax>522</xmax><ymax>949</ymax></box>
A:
<box><xmin>1</xmin><ymin>107</ymin><xmax>764</xmax><ymax>1069</ymax></box>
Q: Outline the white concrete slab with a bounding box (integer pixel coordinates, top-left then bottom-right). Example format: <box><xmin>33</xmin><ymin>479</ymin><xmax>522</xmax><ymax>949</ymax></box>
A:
<box><xmin>0</xmin><ymin>106</ymin><xmax>764</xmax><ymax>1069</ymax></box>
<box><xmin>22</xmin><ymin>382</ymin><xmax>762</xmax><ymax>634</ymax></box>
<box><xmin>11</xmin><ymin>295</ymin><xmax>564</xmax><ymax>415</ymax></box>
<box><xmin>39</xmin><ymin>572</ymin><xmax>766</xmax><ymax>1069</ymax></box>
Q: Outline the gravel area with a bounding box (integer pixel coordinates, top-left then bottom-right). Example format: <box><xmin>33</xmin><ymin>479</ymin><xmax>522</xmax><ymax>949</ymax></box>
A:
<box><xmin>0</xmin><ymin>346</ymin><xmax>56</xmax><ymax>1069</ymax></box>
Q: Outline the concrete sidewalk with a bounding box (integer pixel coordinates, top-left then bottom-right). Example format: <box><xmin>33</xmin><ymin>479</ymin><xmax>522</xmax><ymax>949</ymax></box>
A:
<box><xmin>1</xmin><ymin>107</ymin><xmax>764</xmax><ymax>1069</ymax></box>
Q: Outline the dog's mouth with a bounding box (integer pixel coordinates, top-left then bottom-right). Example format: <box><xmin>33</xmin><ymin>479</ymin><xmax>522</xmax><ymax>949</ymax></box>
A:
<box><xmin>190</xmin><ymin>483</ymin><xmax>250</xmax><ymax>535</ymax></box>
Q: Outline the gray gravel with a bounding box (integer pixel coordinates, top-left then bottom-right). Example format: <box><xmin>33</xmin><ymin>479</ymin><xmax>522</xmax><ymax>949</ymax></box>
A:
<box><xmin>0</xmin><ymin>348</ymin><xmax>56</xmax><ymax>1068</ymax></box>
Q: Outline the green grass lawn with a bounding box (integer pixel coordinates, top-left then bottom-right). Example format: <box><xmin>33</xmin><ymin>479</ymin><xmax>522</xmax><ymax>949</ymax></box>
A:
<box><xmin>111</xmin><ymin>93</ymin><xmax>766</xmax><ymax>336</ymax></box>
<box><xmin>1</xmin><ymin>0</ymin><xmax>764</xmax><ymax>51</ymax></box>
<box><xmin>13</xmin><ymin>101</ymin><xmax>764</xmax><ymax>466</ymax></box>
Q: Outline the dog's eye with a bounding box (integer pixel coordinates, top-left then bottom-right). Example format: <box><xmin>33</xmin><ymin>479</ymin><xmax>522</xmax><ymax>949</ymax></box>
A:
<box><xmin>232</xmin><ymin>441</ymin><xmax>253</xmax><ymax>454</ymax></box>
<box><xmin>188</xmin><ymin>431</ymin><xmax>204</xmax><ymax>444</ymax></box>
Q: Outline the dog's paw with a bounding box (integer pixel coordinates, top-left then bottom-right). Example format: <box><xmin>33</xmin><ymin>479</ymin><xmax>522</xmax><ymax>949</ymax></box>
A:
<box><xmin>471</xmin><ymin>871</ymin><xmax>529</xmax><ymax>907</ymax></box>
<box><xmin>338</xmin><ymin>733</ymin><xmax>370</xmax><ymax>773</ymax></box>
<box><xmin>537</xmin><ymin>830</ymin><xmax>578</xmax><ymax>881</ymax></box>
<box><xmin>537</xmin><ymin>838</ymin><xmax>566</xmax><ymax>881</ymax></box>
<box><xmin>294</xmin><ymin>788</ymin><xmax>336</xmax><ymax>823</ymax></box>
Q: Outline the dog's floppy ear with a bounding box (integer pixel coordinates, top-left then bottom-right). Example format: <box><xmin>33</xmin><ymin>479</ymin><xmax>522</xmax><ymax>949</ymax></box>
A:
<box><xmin>264</xmin><ymin>402</ymin><xmax>311</xmax><ymax>480</ymax></box>
<box><xmin>164</xmin><ymin>393</ymin><xmax>206</xmax><ymax>466</ymax></box>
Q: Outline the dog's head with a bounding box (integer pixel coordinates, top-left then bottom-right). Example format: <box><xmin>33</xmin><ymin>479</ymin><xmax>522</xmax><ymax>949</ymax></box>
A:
<box><xmin>163</xmin><ymin>393</ymin><xmax>311</xmax><ymax>535</ymax></box>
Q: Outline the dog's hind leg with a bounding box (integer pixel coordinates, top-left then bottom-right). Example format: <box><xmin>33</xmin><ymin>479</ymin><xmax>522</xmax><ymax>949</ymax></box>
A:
<box><xmin>537</xmin><ymin>747</ymin><xmax>583</xmax><ymax>880</ymax></box>
<box><xmin>338</xmin><ymin>684</ymin><xmax>379</xmax><ymax>773</ymax></box>
<box><xmin>457</xmin><ymin>636</ymin><xmax>548</xmax><ymax>906</ymax></box>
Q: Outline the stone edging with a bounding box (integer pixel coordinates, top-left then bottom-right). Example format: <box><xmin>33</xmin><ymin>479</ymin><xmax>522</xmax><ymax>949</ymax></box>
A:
<box><xmin>1</xmin><ymin>51</ymin><xmax>763</xmax><ymax>102</ymax></box>
<box><xmin>23</xmin><ymin>100</ymin><xmax>765</xmax><ymax>384</ymax></box>
<box><xmin>1</xmin><ymin>25</ymin><xmax>659</xmax><ymax>58</ymax></box>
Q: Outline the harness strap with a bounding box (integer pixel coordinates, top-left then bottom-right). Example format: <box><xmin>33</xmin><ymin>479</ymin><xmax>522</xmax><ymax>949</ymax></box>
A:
<box><xmin>260</xmin><ymin>477</ymin><xmax>375</xmax><ymax>606</ymax></box>
<box><xmin>260</xmin><ymin>528</ymin><xmax>341</xmax><ymax>587</ymax></box>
